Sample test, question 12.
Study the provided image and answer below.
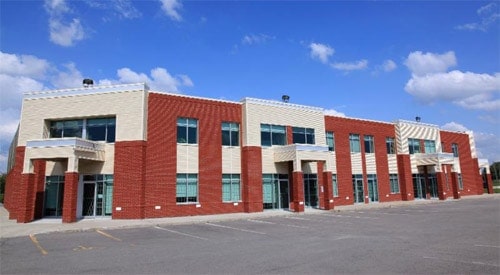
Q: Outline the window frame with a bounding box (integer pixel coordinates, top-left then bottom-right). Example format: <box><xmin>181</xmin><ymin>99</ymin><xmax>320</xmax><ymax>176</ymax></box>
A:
<box><xmin>349</xmin><ymin>134</ymin><xmax>361</xmax><ymax>153</ymax></box>
<box><xmin>176</xmin><ymin>173</ymin><xmax>198</xmax><ymax>203</ymax></box>
<box><xmin>408</xmin><ymin>138</ymin><xmax>421</xmax><ymax>154</ymax></box>
<box><xmin>49</xmin><ymin>117</ymin><xmax>116</xmax><ymax>143</ymax></box>
<box><xmin>177</xmin><ymin>118</ymin><xmax>198</xmax><ymax>144</ymax></box>
<box><xmin>222</xmin><ymin>174</ymin><xmax>241</xmax><ymax>202</ymax></box>
<box><xmin>222</xmin><ymin>122</ymin><xmax>240</xmax><ymax>147</ymax></box>
<box><xmin>332</xmin><ymin>174</ymin><xmax>339</xmax><ymax>197</ymax></box>
<box><xmin>458</xmin><ymin>173</ymin><xmax>463</xmax><ymax>190</ymax></box>
<box><xmin>292</xmin><ymin>127</ymin><xmax>315</xmax><ymax>145</ymax></box>
<box><xmin>389</xmin><ymin>174</ymin><xmax>400</xmax><ymax>194</ymax></box>
<box><xmin>261</xmin><ymin>124</ymin><xmax>287</xmax><ymax>146</ymax></box>
<box><xmin>386</xmin><ymin>137</ymin><xmax>396</xmax><ymax>154</ymax></box>
<box><xmin>326</xmin><ymin>131</ymin><xmax>335</xmax><ymax>152</ymax></box>
<box><xmin>452</xmin><ymin>143</ymin><xmax>459</xmax><ymax>157</ymax></box>
<box><xmin>424</xmin><ymin>140</ymin><xmax>436</xmax><ymax>153</ymax></box>
<box><xmin>364</xmin><ymin>135</ymin><xmax>375</xmax><ymax>153</ymax></box>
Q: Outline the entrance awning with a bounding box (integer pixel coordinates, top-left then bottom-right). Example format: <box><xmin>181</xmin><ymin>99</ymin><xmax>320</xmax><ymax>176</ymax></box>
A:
<box><xmin>414</xmin><ymin>152</ymin><xmax>455</xmax><ymax>166</ymax></box>
<box><xmin>274</xmin><ymin>144</ymin><xmax>329</xmax><ymax>165</ymax></box>
<box><xmin>26</xmin><ymin>138</ymin><xmax>106</xmax><ymax>161</ymax></box>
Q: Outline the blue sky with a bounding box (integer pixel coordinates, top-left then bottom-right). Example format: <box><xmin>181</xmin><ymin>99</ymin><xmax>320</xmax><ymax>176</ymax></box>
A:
<box><xmin>1</xmin><ymin>0</ymin><xmax>499</xmax><ymax>172</ymax></box>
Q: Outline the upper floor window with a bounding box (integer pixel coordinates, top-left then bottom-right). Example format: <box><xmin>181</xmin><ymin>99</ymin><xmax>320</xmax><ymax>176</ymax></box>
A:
<box><xmin>326</xmin><ymin>131</ymin><xmax>335</xmax><ymax>151</ymax></box>
<box><xmin>292</xmin><ymin>127</ymin><xmax>315</xmax><ymax>144</ymax></box>
<box><xmin>349</xmin><ymin>134</ymin><xmax>361</xmax><ymax>153</ymax></box>
<box><xmin>49</xmin><ymin>117</ymin><xmax>116</xmax><ymax>143</ymax></box>
<box><xmin>452</xmin><ymin>143</ymin><xmax>459</xmax><ymax>157</ymax></box>
<box><xmin>222</xmin><ymin>122</ymin><xmax>239</xmax><ymax>146</ymax></box>
<box><xmin>261</xmin><ymin>124</ymin><xmax>286</xmax><ymax>146</ymax></box>
<box><xmin>424</xmin><ymin>140</ymin><xmax>436</xmax><ymax>153</ymax></box>
<box><xmin>364</xmin><ymin>135</ymin><xmax>374</xmax><ymax>153</ymax></box>
<box><xmin>386</xmin><ymin>137</ymin><xmax>396</xmax><ymax>154</ymax></box>
<box><xmin>177</xmin><ymin>118</ymin><xmax>198</xmax><ymax>144</ymax></box>
<box><xmin>50</xmin><ymin>120</ymin><xmax>83</xmax><ymax>138</ymax></box>
<box><xmin>86</xmin><ymin>118</ymin><xmax>116</xmax><ymax>142</ymax></box>
<box><xmin>408</xmin><ymin>138</ymin><xmax>421</xmax><ymax>154</ymax></box>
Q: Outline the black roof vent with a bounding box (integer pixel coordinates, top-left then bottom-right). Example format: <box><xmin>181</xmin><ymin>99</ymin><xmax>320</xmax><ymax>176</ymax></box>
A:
<box><xmin>83</xmin><ymin>78</ymin><xmax>94</xmax><ymax>87</ymax></box>
<box><xmin>282</xmin><ymin>95</ymin><xmax>290</xmax><ymax>103</ymax></box>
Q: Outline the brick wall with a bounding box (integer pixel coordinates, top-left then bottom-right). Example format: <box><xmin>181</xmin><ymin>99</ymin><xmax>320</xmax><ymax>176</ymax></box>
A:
<box><xmin>145</xmin><ymin>93</ymin><xmax>243</xmax><ymax>217</ymax></box>
<box><xmin>4</xmin><ymin>146</ymin><xmax>26</xmax><ymax>220</ymax></box>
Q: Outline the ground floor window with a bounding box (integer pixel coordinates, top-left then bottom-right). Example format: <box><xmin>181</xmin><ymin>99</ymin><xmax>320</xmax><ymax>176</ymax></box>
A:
<box><xmin>413</xmin><ymin>174</ymin><xmax>426</xmax><ymax>199</ymax></box>
<box><xmin>262</xmin><ymin>174</ymin><xmax>289</xmax><ymax>209</ymax></box>
<box><xmin>304</xmin><ymin>174</ymin><xmax>318</xmax><ymax>207</ymax></box>
<box><xmin>352</xmin><ymin>174</ymin><xmax>364</xmax><ymax>203</ymax></box>
<box><xmin>44</xmin><ymin>176</ymin><xmax>65</xmax><ymax>217</ymax></box>
<box><xmin>458</xmin><ymin>173</ymin><xmax>463</xmax><ymax>190</ymax></box>
<box><xmin>332</xmin><ymin>174</ymin><xmax>339</xmax><ymax>197</ymax></box>
<box><xmin>367</xmin><ymin>174</ymin><xmax>379</xmax><ymax>202</ymax></box>
<box><xmin>389</xmin><ymin>174</ymin><xmax>400</xmax><ymax>194</ymax></box>
<box><xmin>428</xmin><ymin>174</ymin><xmax>438</xmax><ymax>198</ymax></box>
<box><xmin>222</xmin><ymin>174</ymin><xmax>241</xmax><ymax>202</ymax></box>
<box><xmin>176</xmin><ymin>174</ymin><xmax>198</xmax><ymax>203</ymax></box>
<box><xmin>82</xmin><ymin>174</ymin><xmax>113</xmax><ymax>217</ymax></box>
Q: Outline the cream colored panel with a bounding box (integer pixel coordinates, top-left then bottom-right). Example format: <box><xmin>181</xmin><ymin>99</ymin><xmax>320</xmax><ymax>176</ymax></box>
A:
<box><xmin>351</xmin><ymin>153</ymin><xmax>362</xmax><ymax>174</ymax></box>
<box><xmin>452</xmin><ymin>159</ymin><xmax>461</xmax><ymax>173</ymax></box>
<box><xmin>302</xmin><ymin>161</ymin><xmax>318</xmax><ymax>174</ymax></box>
<box><xmin>387</xmin><ymin>155</ymin><xmax>398</xmax><ymax>173</ymax></box>
<box><xmin>326</xmin><ymin>153</ymin><xmax>337</xmax><ymax>173</ymax></box>
<box><xmin>262</xmin><ymin>148</ymin><xmax>277</xmax><ymax>173</ymax></box>
<box><xmin>79</xmin><ymin>144</ymin><xmax>114</xmax><ymax>174</ymax></box>
<box><xmin>222</xmin><ymin>147</ymin><xmax>241</xmax><ymax>173</ymax></box>
<box><xmin>177</xmin><ymin>144</ymin><xmax>199</xmax><ymax>173</ymax></box>
<box><xmin>468</xmin><ymin>131</ymin><xmax>478</xmax><ymax>158</ymax></box>
<box><xmin>45</xmin><ymin>161</ymin><xmax>67</xmax><ymax>175</ymax></box>
<box><xmin>395</xmin><ymin>120</ymin><xmax>440</xmax><ymax>154</ymax></box>
<box><xmin>275</xmin><ymin>162</ymin><xmax>289</xmax><ymax>174</ymax></box>
<box><xmin>365</xmin><ymin>153</ymin><xmax>376</xmax><ymax>174</ymax></box>
<box><xmin>242</xmin><ymin>99</ymin><xmax>326</xmax><ymax>147</ymax></box>
<box><xmin>19</xmin><ymin>89</ymin><xmax>148</xmax><ymax>145</ymax></box>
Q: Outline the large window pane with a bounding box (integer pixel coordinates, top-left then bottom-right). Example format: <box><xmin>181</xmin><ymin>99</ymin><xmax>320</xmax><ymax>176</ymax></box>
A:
<box><xmin>350</xmin><ymin>134</ymin><xmax>360</xmax><ymax>153</ymax></box>
<box><xmin>177</xmin><ymin>118</ymin><xmax>198</xmax><ymax>144</ymax></box>
<box><xmin>326</xmin><ymin>131</ymin><xmax>335</xmax><ymax>151</ymax></box>
<box><xmin>364</xmin><ymin>135</ymin><xmax>374</xmax><ymax>153</ymax></box>
<box><xmin>222</xmin><ymin>122</ymin><xmax>239</xmax><ymax>146</ymax></box>
<box><xmin>176</xmin><ymin>173</ymin><xmax>198</xmax><ymax>203</ymax></box>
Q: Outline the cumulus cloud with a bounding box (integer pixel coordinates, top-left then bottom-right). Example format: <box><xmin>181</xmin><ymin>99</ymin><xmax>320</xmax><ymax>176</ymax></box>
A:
<box><xmin>382</xmin><ymin>59</ymin><xmax>397</xmax><ymax>72</ymax></box>
<box><xmin>323</xmin><ymin>109</ymin><xmax>346</xmax><ymax>117</ymax></box>
<box><xmin>441</xmin><ymin>122</ymin><xmax>500</xmax><ymax>162</ymax></box>
<box><xmin>159</xmin><ymin>0</ymin><xmax>182</xmax><ymax>21</ymax></box>
<box><xmin>456</xmin><ymin>2</ymin><xmax>499</xmax><ymax>32</ymax></box>
<box><xmin>45</xmin><ymin>0</ymin><xmax>86</xmax><ymax>46</ymax></box>
<box><xmin>111</xmin><ymin>0</ymin><xmax>142</xmax><ymax>19</ymax></box>
<box><xmin>331</xmin><ymin>60</ymin><xmax>368</xmax><ymax>71</ymax></box>
<box><xmin>241</xmin><ymin>34</ymin><xmax>275</xmax><ymax>45</ymax></box>
<box><xmin>404</xmin><ymin>51</ymin><xmax>500</xmax><ymax>111</ymax></box>
<box><xmin>309</xmin><ymin>43</ymin><xmax>334</xmax><ymax>64</ymax></box>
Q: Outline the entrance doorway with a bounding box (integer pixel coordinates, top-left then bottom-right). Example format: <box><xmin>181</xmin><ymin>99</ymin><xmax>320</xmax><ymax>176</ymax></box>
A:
<box><xmin>303</xmin><ymin>174</ymin><xmax>318</xmax><ymax>207</ymax></box>
<box><xmin>44</xmin><ymin>176</ymin><xmax>65</xmax><ymax>217</ymax></box>
<box><xmin>428</xmin><ymin>174</ymin><xmax>438</xmax><ymax>198</ymax></box>
<box><xmin>81</xmin><ymin>175</ymin><xmax>113</xmax><ymax>217</ymax></box>
<box><xmin>367</xmin><ymin>174</ymin><xmax>379</xmax><ymax>202</ymax></box>
<box><xmin>352</xmin><ymin>174</ymin><xmax>364</xmax><ymax>203</ymax></box>
<box><xmin>263</xmin><ymin>174</ymin><xmax>289</xmax><ymax>210</ymax></box>
<box><xmin>413</xmin><ymin>174</ymin><xmax>426</xmax><ymax>199</ymax></box>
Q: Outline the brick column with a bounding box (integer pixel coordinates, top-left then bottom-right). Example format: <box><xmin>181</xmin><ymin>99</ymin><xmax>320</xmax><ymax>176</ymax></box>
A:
<box><xmin>472</xmin><ymin>159</ymin><xmax>483</xmax><ymax>194</ymax></box>
<box><xmin>322</xmin><ymin>170</ymin><xmax>334</xmax><ymax>210</ymax></box>
<box><xmin>33</xmin><ymin>160</ymin><xmax>46</xmax><ymax>220</ymax></box>
<box><xmin>241</xmin><ymin>146</ymin><xmax>263</xmax><ymax>213</ymax></box>
<box><xmin>17</xmin><ymin>173</ymin><xmax>36</xmax><ymax>223</ymax></box>
<box><xmin>62</xmin><ymin>172</ymin><xmax>79</xmax><ymax>223</ymax></box>
<box><xmin>436</xmin><ymin>170</ymin><xmax>447</xmax><ymax>200</ymax></box>
<box><xmin>485</xmin><ymin>173</ymin><xmax>494</xmax><ymax>194</ymax></box>
<box><xmin>291</xmin><ymin>171</ymin><xmax>304</xmax><ymax>212</ymax></box>
<box><xmin>451</xmin><ymin>172</ymin><xmax>460</xmax><ymax>199</ymax></box>
<box><xmin>397</xmin><ymin>154</ymin><xmax>414</xmax><ymax>201</ymax></box>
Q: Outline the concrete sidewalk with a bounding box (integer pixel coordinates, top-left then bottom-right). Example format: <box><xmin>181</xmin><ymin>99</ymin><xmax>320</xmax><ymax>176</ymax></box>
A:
<box><xmin>1</xmin><ymin>194</ymin><xmax>497</xmax><ymax>239</ymax></box>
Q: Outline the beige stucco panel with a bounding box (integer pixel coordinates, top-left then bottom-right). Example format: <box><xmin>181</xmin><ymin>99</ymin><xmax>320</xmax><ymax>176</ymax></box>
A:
<box><xmin>222</xmin><ymin>147</ymin><xmax>241</xmax><ymax>173</ymax></box>
<box><xmin>395</xmin><ymin>121</ymin><xmax>440</xmax><ymax>155</ymax></box>
<box><xmin>18</xmin><ymin>90</ymin><xmax>147</xmax><ymax>146</ymax></box>
<box><xmin>388</xmin><ymin>155</ymin><xmax>398</xmax><ymax>174</ymax></box>
<box><xmin>177</xmin><ymin>144</ymin><xmax>199</xmax><ymax>173</ymax></box>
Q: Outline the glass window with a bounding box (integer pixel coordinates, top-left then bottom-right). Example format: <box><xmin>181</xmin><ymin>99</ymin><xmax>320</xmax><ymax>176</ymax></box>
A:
<box><xmin>222</xmin><ymin>174</ymin><xmax>241</xmax><ymax>202</ymax></box>
<box><xmin>50</xmin><ymin>120</ymin><xmax>83</xmax><ymax>138</ymax></box>
<box><xmin>86</xmin><ymin>117</ymin><xmax>116</xmax><ymax>142</ymax></box>
<box><xmin>176</xmin><ymin>174</ymin><xmax>198</xmax><ymax>203</ymax></box>
<box><xmin>424</xmin><ymin>140</ymin><xmax>436</xmax><ymax>153</ymax></box>
<box><xmin>349</xmin><ymin>134</ymin><xmax>361</xmax><ymax>153</ymax></box>
<box><xmin>389</xmin><ymin>174</ymin><xmax>400</xmax><ymax>193</ymax></box>
<box><xmin>261</xmin><ymin>124</ymin><xmax>286</xmax><ymax>146</ymax></box>
<box><xmin>452</xmin><ymin>143</ymin><xmax>459</xmax><ymax>157</ymax></box>
<box><xmin>408</xmin><ymin>138</ymin><xmax>421</xmax><ymax>154</ymax></box>
<box><xmin>364</xmin><ymin>135</ymin><xmax>374</xmax><ymax>153</ymax></box>
<box><xmin>326</xmin><ymin>131</ymin><xmax>335</xmax><ymax>151</ymax></box>
<box><xmin>177</xmin><ymin>118</ymin><xmax>198</xmax><ymax>144</ymax></box>
<box><xmin>222</xmin><ymin>122</ymin><xmax>239</xmax><ymax>146</ymax></box>
<box><xmin>292</xmin><ymin>127</ymin><xmax>315</xmax><ymax>144</ymax></box>
<box><xmin>332</xmin><ymin>174</ymin><xmax>338</xmax><ymax>197</ymax></box>
<box><xmin>386</xmin><ymin>137</ymin><xmax>396</xmax><ymax>154</ymax></box>
<box><xmin>458</xmin><ymin>173</ymin><xmax>463</xmax><ymax>190</ymax></box>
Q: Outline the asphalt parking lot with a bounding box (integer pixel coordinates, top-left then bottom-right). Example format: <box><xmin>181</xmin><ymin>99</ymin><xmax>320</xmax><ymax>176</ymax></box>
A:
<box><xmin>1</xmin><ymin>198</ymin><xmax>499</xmax><ymax>274</ymax></box>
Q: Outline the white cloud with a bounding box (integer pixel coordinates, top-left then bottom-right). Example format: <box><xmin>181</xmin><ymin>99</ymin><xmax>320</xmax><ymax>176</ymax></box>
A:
<box><xmin>241</xmin><ymin>34</ymin><xmax>275</xmax><ymax>45</ymax></box>
<box><xmin>309</xmin><ymin>43</ymin><xmax>334</xmax><ymax>64</ymax></box>
<box><xmin>51</xmin><ymin>63</ymin><xmax>84</xmax><ymax>89</ymax></box>
<box><xmin>112</xmin><ymin>0</ymin><xmax>142</xmax><ymax>19</ymax></box>
<box><xmin>331</xmin><ymin>60</ymin><xmax>368</xmax><ymax>71</ymax></box>
<box><xmin>405</xmin><ymin>51</ymin><xmax>456</xmax><ymax>76</ymax></box>
<box><xmin>159</xmin><ymin>0</ymin><xmax>182</xmax><ymax>21</ymax></box>
<box><xmin>441</xmin><ymin>122</ymin><xmax>500</xmax><ymax>162</ymax></box>
<box><xmin>382</xmin><ymin>59</ymin><xmax>397</xmax><ymax>72</ymax></box>
<box><xmin>404</xmin><ymin>51</ymin><xmax>500</xmax><ymax>111</ymax></box>
<box><xmin>323</xmin><ymin>109</ymin><xmax>346</xmax><ymax>117</ymax></box>
<box><xmin>0</xmin><ymin>51</ymin><xmax>50</xmax><ymax>79</ymax></box>
<box><xmin>45</xmin><ymin>0</ymin><xmax>86</xmax><ymax>46</ymax></box>
<box><xmin>456</xmin><ymin>2</ymin><xmax>499</xmax><ymax>32</ymax></box>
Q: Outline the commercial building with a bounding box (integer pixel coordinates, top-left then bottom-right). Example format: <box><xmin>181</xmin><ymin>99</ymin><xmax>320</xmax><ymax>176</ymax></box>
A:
<box><xmin>4</xmin><ymin>83</ymin><xmax>494</xmax><ymax>223</ymax></box>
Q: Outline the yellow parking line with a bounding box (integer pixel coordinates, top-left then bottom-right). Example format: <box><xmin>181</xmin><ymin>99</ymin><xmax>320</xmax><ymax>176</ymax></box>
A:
<box><xmin>29</xmin><ymin>234</ymin><xmax>48</xmax><ymax>255</ymax></box>
<box><xmin>96</xmin><ymin>229</ymin><xmax>122</xmax><ymax>242</ymax></box>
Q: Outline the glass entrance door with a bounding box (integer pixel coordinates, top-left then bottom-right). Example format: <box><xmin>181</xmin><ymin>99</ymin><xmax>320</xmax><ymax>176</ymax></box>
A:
<box><xmin>263</xmin><ymin>174</ymin><xmax>289</xmax><ymax>210</ymax></box>
<box><xmin>44</xmin><ymin>176</ymin><xmax>65</xmax><ymax>217</ymax></box>
<box><xmin>413</xmin><ymin>174</ymin><xmax>426</xmax><ymax>199</ymax></box>
<box><xmin>304</xmin><ymin>174</ymin><xmax>318</xmax><ymax>207</ymax></box>
<box><xmin>352</xmin><ymin>174</ymin><xmax>364</xmax><ymax>203</ymax></box>
<box><xmin>81</xmin><ymin>175</ymin><xmax>113</xmax><ymax>217</ymax></box>
<box><xmin>367</xmin><ymin>174</ymin><xmax>379</xmax><ymax>202</ymax></box>
<box><xmin>428</xmin><ymin>174</ymin><xmax>438</xmax><ymax>198</ymax></box>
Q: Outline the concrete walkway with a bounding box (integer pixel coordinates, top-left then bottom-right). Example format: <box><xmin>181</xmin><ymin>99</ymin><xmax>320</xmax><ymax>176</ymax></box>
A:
<box><xmin>1</xmin><ymin>194</ymin><xmax>498</xmax><ymax>239</ymax></box>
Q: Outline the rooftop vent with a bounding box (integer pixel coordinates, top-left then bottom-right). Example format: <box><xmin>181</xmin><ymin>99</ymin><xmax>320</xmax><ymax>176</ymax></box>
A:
<box><xmin>415</xmin><ymin>116</ymin><xmax>421</xmax><ymax>122</ymax></box>
<box><xmin>282</xmin><ymin>95</ymin><xmax>290</xmax><ymax>103</ymax></box>
<box><xmin>83</xmin><ymin>78</ymin><xmax>94</xmax><ymax>87</ymax></box>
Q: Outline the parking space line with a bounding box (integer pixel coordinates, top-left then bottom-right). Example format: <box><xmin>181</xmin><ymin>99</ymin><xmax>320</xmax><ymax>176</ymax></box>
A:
<box><xmin>423</xmin><ymin>256</ymin><xmax>500</xmax><ymax>267</ymax></box>
<box><xmin>247</xmin><ymin>219</ymin><xmax>309</xmax><ymax>229</ymax></box>
<box><xmin>284</xmin><ymin>216</ymin><xmax>312</xmax><ymax>221</ymax></box>
<box><xmin>29</xmin><ymin>234</ymin><xmax>48</xmax><ymax>255</ymax></box>
<box><xmin>474</xmin><ymin>244</ymin><xmax>500</xmax><ymax>248</ymax></box>
<box><xmin>154</xmin><ymin>226</ymin><xmax>209</xmax><ymax>240</ymax></box>
<box><xmin>206</xmin><ymin>222</ymin><xmax>266</xmax><ymax>235</ymax></box>
<box><xmin>96</xmin><ymin>229</ymin><xmax>122</xmax><ymax>242</ymax></box>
